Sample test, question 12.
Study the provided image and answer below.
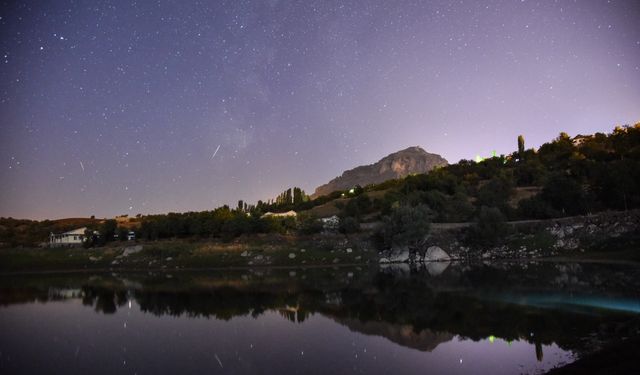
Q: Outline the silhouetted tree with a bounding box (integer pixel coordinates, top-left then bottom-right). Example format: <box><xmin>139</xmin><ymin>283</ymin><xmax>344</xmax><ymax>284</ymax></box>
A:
<box><xmin>518</xmin><ymin>135</ymin><xmax>525</xmax><ymax>157</ymax></box>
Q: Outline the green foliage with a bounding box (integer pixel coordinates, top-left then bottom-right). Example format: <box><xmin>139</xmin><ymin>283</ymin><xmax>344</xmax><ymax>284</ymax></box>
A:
<box><xmin>297</xmin><ymin>213</ymin><xmax>324</xmax><ymax>235</ymax></box>
<box><xmin>339</xmin><ymin>217</ymin><xmax>360</xmax><ymax>234</ymax></box>
<box><xmin>513</xmin><ymin>154</ymin><xmax>545</xmax><ymax>186</ymax></box>
<box><xmin>476</xmin><ymin>172</ymin><xmax>515</xmax><ymax>211</ymax></box>
<box><xmin>377</xmin><ymin>204</ymin><xmax>432</xmax><ymax>248</ymax></box>
<box><xmin>137</xmin><ymin>205</ymin><xmax>299</xmax><ymax>242</ymax></box>
<box><xmin>517</xmin><ymin>195</ymin><xmax>558</xmax><ymax>219</ymax></box>
<box><xmin>538</xmin><ymin>132</ymin><xmax>575</xmax><ymax>169</ymax></box>
<box><xmin>99</xmin><ymin>220</ymin><xmax>117</xmax><ymax>245</ymax></box>
<box><xmin>376</xmin><ymin>191</ymin><xmax>402</xmax><ymax>216</ymax></box>
<box><xmin>82</xmin><ymin>229</ymin><xmax>95</xmax><ymax>248</ymax></box>
<box><xmin>117</xmin><ymin>227</ymin><xmax>129</xmax><ymax>242</ymax></box>
<box><xmin>441</xmin><ymin>192</ymin><xmax>475</xmax><ymax>222</ymax></box>
<box><xmin>341</xmin><ymin>194</ymin><xmax>372</xmax><ymax>219</ymax></box>
<box><xmin>541</xmin><ymin>173</ymin><xmax>592</xmax><ymax>215</ymax></box>
<box><xmin>468</xmin><ymin>206</ymin><xmax>509</xmax><ymax>247</ymax></box>
<box><xmin>293</xmin><ymin>187</ymin><xmax>305</xmax><ymax>205</ymax></box>
<box><xmin>591</xmin><ymin>158</ymin><xmax>640</xmax><ymax>210</ymax></box>
<box><xmin>517</xmin><ymin>135</ymin><xmax>525</xmax><ymax>156</ymax></box>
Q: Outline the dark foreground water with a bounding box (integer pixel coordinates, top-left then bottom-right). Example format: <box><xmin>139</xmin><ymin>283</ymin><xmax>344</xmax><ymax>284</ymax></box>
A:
<box><xmin>1</xmin><ymin>262</ymin><xmax>639</xmax><ymax>374</ymax></box>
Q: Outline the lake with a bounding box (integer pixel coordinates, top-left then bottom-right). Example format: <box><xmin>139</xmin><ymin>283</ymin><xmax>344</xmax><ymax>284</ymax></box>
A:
<box><xmin>1</xmin><ymin>261</ymin><xmax>639</xmax><ymax>374</ymax></box>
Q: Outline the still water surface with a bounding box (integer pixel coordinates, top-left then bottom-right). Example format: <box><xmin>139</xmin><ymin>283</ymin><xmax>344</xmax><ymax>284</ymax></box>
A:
<box><xmin>1</xmin><ymin>261</ymin><xmax>639</xmax><ymax>374</ymax></box>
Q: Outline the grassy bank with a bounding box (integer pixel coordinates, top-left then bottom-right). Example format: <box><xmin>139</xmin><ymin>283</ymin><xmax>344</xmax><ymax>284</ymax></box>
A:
<box><xmin>0</xmin><ymin>233</ymin><xmax>377</xmax><ymax>273</ymax></box>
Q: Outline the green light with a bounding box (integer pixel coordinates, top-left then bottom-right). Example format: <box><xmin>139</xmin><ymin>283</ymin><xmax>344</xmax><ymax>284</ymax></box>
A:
<box><xmin>489</xmin><ymin>335</ymin><xmax>495</xmax><ymax>343</ymax></box>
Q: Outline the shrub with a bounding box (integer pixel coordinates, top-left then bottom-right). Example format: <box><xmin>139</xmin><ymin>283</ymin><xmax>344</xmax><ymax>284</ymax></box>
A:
<box><xmin>297</xmin><ymin>213</ymin><xmax>323</xmax><ymax>235</ymax></box>
<box><xmin>339</xmin><ymin>217</ymin><xmax>360</xmax><ymax>234</ymax></box>
<box><xmin>517</xmin><ymin>195</ymin><xmax>558</xmax><ymax>219</ymax></box>
<box><xmin>467</xmin><ymin>206</ymin><xmax>509</xmax><ymax>247</ymax></box>
<box><xmin>378</xmin><ymin>204</ymin><xmax>432</xmax><ymax>248</ymax></box>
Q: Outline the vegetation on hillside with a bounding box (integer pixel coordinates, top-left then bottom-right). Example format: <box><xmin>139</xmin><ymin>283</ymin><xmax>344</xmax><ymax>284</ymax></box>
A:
<box><xmin>1</xmin><ymin>124</ymin><xmax>638</xmax><ymax>248</ymax></box>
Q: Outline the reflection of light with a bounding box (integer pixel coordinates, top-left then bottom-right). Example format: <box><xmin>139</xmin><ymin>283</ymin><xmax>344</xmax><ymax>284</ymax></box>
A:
<box><xmin>489</xmin><ymin>335</ymin><xmax>495</xmax><ymax>343</ymax></box>
<box><xmin>494</xmin><ymin>293</ymin><xmax>640</xmax><ymax>314</ymax></box>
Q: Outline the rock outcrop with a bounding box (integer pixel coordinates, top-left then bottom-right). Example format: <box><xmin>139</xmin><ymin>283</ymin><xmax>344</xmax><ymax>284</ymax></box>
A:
<box><xmin>376</xmin><ymin>209</ymin><xmax>640</xmax><ymax>264</ymax></box>
<box><xmin>312</xmin><ymin>146</ymin><xmax>448</xmax><ymax>198</ymax></box>
<box><xmin>423</xmin><ymin>246</ymin><xmax>450</xmax><ymax>262</ymax></box>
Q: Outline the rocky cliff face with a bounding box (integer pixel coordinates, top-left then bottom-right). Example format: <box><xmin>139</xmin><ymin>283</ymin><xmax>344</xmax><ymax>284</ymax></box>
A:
<box><xmin>312</xmin><ymin>146</ymin><xmax>448</xmax><ymax>198</ymax></box>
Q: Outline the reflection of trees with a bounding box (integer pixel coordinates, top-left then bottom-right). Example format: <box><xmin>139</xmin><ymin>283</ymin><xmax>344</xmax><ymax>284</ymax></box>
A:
<box><xmin>133</xmin><ymin>288</ymin><xmax>288</xmax><ymax>320</ymax></box>
<box><xmin>2</xmin><ymin>264</ymin><xmax>639</xmax><ymax>355</ymax></box>
<box><xmin>81</xmin><ymin>286</ymin><xmax>128</xmax><ymax>314</ymax></box>
<box><xmin>0</xmin><ymin>287</ymin><xmax>51</xmax><ymax>306</ymax></box>
<box><xmin>277</xmin><ymin>306</ymin><xmax>310</xmax><ymax>323</ymax></box>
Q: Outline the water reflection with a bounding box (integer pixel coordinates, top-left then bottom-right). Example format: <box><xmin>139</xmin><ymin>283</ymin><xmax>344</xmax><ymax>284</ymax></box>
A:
<box><xmin>1</xmin><ymin>262</ymin><xmax>639</xmax><ymax>374</ymax></box>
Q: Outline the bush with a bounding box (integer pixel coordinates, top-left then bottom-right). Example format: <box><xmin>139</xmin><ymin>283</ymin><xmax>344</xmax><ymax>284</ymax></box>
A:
<box><xmin>477</xmin><ymin>172</ymin><xmax>515</xmax><ymax>210</ymax></box>
<box><xmin>117</xmin><ymin>227</ymin><xmax>129</xmax><ymax>242</ymax></box>
<box><xmin>517</xmin><ymin>195</ymin><xmax>558</xmax><ymax>219</ymax></box>
<box><xmin>297</xmin><ymin>213</ymin><xmax>323</xmax><ymax>235</ymax></box>
<box><xmin>467</xmin><ymin>206</ymin><xmax>509</xmax><ymax>247</ymax></box>
<box><xmin>339</xmin><ymin>217</ymin><xmax>360</xmax><ymax>234</ymax></box>
<box><xmin>541</xmin><ymin>173</ymin><xmax>591</xmax><ymax>215</ymax></box>
<box><xmin>377</xmin><ymin>204</ymin><xmax>432</xmax><ymax>248</ymax></box>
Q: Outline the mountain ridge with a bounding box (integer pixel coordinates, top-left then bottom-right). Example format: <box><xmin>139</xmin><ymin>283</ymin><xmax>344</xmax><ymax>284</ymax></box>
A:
<box><xmin>311</xmin><ymin>146</ymin><xmax>448</xmax><ymax>198</ymax></box>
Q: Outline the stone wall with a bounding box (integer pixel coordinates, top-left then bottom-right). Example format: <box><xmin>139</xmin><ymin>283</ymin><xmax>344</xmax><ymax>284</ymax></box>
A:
<box><xmin>378</xmin><ymin>210</ymin><xmax>640</xmax><ymax>264</ymax></box>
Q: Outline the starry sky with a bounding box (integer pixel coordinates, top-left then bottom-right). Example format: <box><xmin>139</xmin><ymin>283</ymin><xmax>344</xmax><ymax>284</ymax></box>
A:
<box><xmin>1</xmin><ymin>0</ymin><xmax>639</xmax><ymax>220</ymax></box>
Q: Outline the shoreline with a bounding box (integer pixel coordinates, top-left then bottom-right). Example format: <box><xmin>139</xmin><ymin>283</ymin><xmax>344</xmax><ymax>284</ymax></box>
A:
<box><xmin>1</xmin><ymin>253</ymin><xmax>639</xmax><ymax>276</ymax></box>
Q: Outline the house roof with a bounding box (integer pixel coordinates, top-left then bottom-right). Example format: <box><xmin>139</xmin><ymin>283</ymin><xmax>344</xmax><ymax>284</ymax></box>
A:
<box><xmin>261</xmin><ymin>210</ymin><xmax>297</xmax><ymax>218</ymax></box>
<box><xmin>62</xmin><ymin>227</ymin><xmax>88</xmax><ymax>235</ymax></box>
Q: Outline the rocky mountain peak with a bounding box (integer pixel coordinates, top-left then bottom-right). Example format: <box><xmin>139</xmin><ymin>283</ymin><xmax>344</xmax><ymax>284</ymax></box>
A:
<box><xmin>312</xmin><ymin>146</ymin><xmax>448</xmax><ymax>198</ymax></box>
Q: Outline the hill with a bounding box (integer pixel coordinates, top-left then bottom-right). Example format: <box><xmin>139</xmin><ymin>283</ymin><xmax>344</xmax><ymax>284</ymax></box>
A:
<box><xmin>312</xmin><ymin>146</ymin><xmax>448</xmax><ymax>198</ymax></box>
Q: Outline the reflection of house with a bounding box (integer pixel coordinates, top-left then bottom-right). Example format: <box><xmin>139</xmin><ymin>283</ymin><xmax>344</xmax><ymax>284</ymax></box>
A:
<box><xmin>261</xmin><ymin>210</ymin><xmax>297</xmax><ymax>219</ymax></box>
<box><xmin>49</xmin><ymin>227</ymin><xmax>88</xmax><ymax>247</ymax></box>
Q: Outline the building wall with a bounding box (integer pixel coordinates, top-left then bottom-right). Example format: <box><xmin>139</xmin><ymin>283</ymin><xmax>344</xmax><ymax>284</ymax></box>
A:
<box><xmin>50</xmin><ymin>234</ymin><xmax>84</xmax><ymax>247</ymax></box>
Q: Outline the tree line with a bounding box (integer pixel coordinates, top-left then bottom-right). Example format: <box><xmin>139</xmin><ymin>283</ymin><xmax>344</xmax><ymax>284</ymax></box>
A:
<box><xmin>1</xmin><ymin>124</ymin><xmax>638</xmax><ymax>248</ymax></box>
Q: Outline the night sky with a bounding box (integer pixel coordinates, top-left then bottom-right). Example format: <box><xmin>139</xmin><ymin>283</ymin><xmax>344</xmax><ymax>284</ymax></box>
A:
<box><xmin>1</xmin><ymin>1</ymin><xmax>639</xmax><ymax>219</ymax></box>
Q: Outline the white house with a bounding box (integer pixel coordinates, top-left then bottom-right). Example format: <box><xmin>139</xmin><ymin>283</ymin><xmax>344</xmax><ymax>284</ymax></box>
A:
<box><xmin>49</xmin><ymin>227</ymin><xmax>89</xmax><ymax>247</ymax></box>
<box><xmin>261</xmin><ymin>210</ymin><xmax>297</xmax><ymax>219</ymax></box>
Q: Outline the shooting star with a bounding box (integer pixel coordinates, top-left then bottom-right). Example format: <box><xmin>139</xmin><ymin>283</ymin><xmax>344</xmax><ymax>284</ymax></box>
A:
<box><xmin>79</xmin><ymin>161</ymin><xmax>85</xmax><ymax>172</ymax></box>
<box><xmin>210</xmin><ymin>144</ymin><xmax>221</xmax><ymax>160</ymax></box>
<box><xmin>214</xmin><ymin>353</ymin><xmax>223</xmax><ymax>368</ymax></box>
